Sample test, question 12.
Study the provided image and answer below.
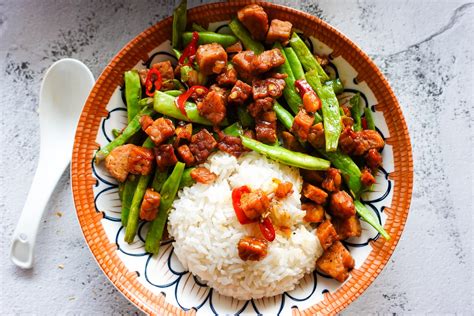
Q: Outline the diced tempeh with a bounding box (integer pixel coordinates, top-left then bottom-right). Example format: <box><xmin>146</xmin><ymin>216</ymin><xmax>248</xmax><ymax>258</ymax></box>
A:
<box><xmin>316</xmin><ymin>219</ymin><xmax>338</xmax><ymax>250</ymax></box>
<box><xmin>196</xmin><ymin>43</ymin><xmax>228</xmax><ymax>76</ymax></box>
<box><xmin>140</xmin><ymin>189</ymin><xmax>161</xmax><ymax>221</ymax></box>
<box><xmin>316</xmin><ymin>241</ymin><xmax>355</xmax><ymax>282</ymax></box>
<box><xmin>266</xmin><ymin>19</ymin><xmax>293</xmax><ymax>44</ymax></box>
<box><xmin>329</xmin><ymin>191</ymin><xmax>355</xmax><ymax>218</ymax></box>
<box><xmin>237</xmin><ymin>4</ymin><xmax>269</xmax><ymax>41</ymax></box>
<box><xmin>333</xmin><ymin>215</ymin><xmax>362</xmax><ymax>240</ymax></box>
<box><xmin>303</xmin><ymin>183</ymin><xmax>328</xmax><ymax>204</ymax></box>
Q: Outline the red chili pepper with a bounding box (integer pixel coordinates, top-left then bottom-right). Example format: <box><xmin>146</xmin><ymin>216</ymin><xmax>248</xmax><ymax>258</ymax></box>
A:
<box><xmin>259</xmin><ymin>217</ymin><xmax>275</xmax><ymax>242</ymax></box>
<box><xmin>179</xmin><ymin>31</ymin><xmax>200</xmax><ymax>66</ymax></box>
<box><xmin>175</xmin><ymin>85</ymin><xmax>208</xmax><ymax>117</ymax></box>
<box><xmin>361</xmin><ymin>117</ymin><xmax>368</xmax><ymax>130</ymax></box>
<box><xmin>295</xmin><ymin>79</ymin><xmax>322</xmax><ymax>112</ymax></box>
<box><xmin>145</xmin><ymin>68</ymin><xmax>162</xmax><ymax>97</ymax></box>
<box><xmin>232</xmin><ymin>185</ymin><xmax>255</xmax><ymax>225</ymax></box>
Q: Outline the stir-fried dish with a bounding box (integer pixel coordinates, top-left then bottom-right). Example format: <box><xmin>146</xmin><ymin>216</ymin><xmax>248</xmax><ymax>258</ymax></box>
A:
<box><xmin>96</xmin><ymin>0</ymin><xmax>389</xmax><ymax>286</ymax></box>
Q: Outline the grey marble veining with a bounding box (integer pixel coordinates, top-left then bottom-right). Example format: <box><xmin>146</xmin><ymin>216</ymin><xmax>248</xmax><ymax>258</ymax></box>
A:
<box><xmin>0</xmin><ymin>0</ymin><xmax>472</xmax><ymax>314</ymax></box>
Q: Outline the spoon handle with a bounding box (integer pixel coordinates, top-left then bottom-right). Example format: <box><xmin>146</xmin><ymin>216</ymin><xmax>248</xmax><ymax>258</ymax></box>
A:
<box><xmin>10</xmin><ymin>157</ymin><xmax>67</xmax><ymax>269</ymax></box>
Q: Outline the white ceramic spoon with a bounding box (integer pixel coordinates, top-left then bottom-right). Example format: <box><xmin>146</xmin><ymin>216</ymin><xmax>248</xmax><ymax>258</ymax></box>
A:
<box><xmin>10</xmin><ymin>58</ymin><xmax>95</xmax><ymax>269</ymax></box>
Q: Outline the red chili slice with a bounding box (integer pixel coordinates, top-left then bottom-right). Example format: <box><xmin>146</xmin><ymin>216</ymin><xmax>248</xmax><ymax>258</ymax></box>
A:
<box><xmin>295</xmin><ymin>79</ymin><xmax>322</xmax><ymax>112</ymax></box>
<box><xmin>175</xmin><ymin>85</ymin><xmax>208</xmax><ymax>117</ymax></box>
<box><xmin>361</xmin><ymin>117</ymin><xmax>368</xmax><ymax>130</ymax></box>
<box><xmin>259</xmin><ymin>217</ymin><xmax>275</xmax><ymax>242</ymax></box>
<box><xmin>145</xmin><ymin>68</ymin><xmax>162</xmax><ymax>97</ymax></box>
<box><xmin>179</xmin><ymin>31</ymin><xmax>200</xmax><ymax>66</ymax></box>
<box><xmin>231</xmin><ymin>185</ymin><xmax>255</xmax><ymax>225</ymax></box>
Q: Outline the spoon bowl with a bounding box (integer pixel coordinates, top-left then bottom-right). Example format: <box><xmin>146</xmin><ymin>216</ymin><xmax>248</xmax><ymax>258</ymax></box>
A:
<box><xmin>10</xmin><ymin>58</ymin><xmax>94</xmax><ymax>269</ymax></box>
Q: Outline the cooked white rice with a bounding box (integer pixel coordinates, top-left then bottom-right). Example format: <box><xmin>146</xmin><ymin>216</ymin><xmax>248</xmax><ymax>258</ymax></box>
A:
<box><xmin>168</xmin><ymin>151</ymin><xmax>323</xmax><ymax>300</ymax></box>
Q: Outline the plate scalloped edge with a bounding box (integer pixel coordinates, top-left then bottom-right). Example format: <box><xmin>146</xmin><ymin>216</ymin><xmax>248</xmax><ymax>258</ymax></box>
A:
<box><xmin>71</xmin><ymin>1</ymin><xmax>413</xmax><ymax>315</ymax></box>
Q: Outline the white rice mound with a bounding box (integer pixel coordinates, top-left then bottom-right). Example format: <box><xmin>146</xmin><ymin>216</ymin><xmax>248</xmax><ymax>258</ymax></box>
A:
<box><xmin>168</xmin><ymin>151</ymin><xmax>323</xmax><ymax>300</ymax></box>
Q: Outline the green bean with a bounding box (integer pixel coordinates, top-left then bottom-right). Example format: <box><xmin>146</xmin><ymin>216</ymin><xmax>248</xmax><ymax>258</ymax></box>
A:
<box><xmin>180</xmin><ymin>65</ymin><xmax>194</xmax><ymax>83</ymax></box>
<box><xmin>284</xmin><ymin>47</ymin><xmax>306</xmax><ymax>80</ymax></box>
<box><xmin>274</xmin><ymin>42</ymin><xmax>302</xmax><ymax>115</ymax></box>
<box><xmin>164</xmin><ymin>90</ymin><xmax>183</xmax><ymax>97</ymax></box>
<box><xmin>172</xmin><ymin>48</ymin><xmax>182</xmax><ymax>59</ymax></box>
<box><xmin>118</xmin><ymin>182</ymin><xmax>125</xmax><ymax>201</ymax></box>
<box><xmin>154</xmin><ymin>91</ymin><xmax>227</xmax><ymax>126</ymax></box>
<box><xmin>364</xmin><ymin>107</ymin><xmax>376</xmax><ymax>130</ymax></box>
<box><xmin>314</xmin><ymin>111</ymin><xmax>323</xmax><ymax>124</ymax></box>
<box><xmin>172</xmin><ymin>0</ymin><xmax>187</xmax><ymax>49</ymax></box>
<box><xmin>138</xmin><ymin>97</ymin><xmax>153</xmax><ymax>108</ymax></box>
<box><xmin>191</xmin><ymin>22</ymin><xmax>207</xmax><ymax>32</ymax></box>
<box><xmin>121</xmin><ymin>174</ymin><xmax>139</xmax><ymax>226</ymax></box>
<box><xmin>228</xmin><ymin>18</ymin><xmax>264</xmax><ymax>54</ymax></box>
<box><xmin>223</xmin><ymin>122</ymin><xmax>243</xmax><ymax>137</ymax></box>
<box><xmin>182</xmin><ymin>32</ymin><xmax>238</xmax><ymax>48</ymax></box>
<box><xmin>241</xmin><ymin>136</ymin><xmax>330</xmax><ymax>170</ymax></box>
<box><xmin>178</xmin><ymin>167</ymin><xmax>196</xmax><ymax>189</ymax></box>
<box><xmin>163</xmin><ymin>79</ymin><xmax>186</xmax><ymax>91</ymax></box>
<box><xmin>326</xmin><ymin>78</ymin><xmax>344</xmax><ymax>95</ymax></box>
<box><xmin>355</xmin><ymin>200</ymin><xmax>390</xmax><ymax>240</ymax></box>
<box><xmin>273</xmin><ymin>101</ymin><xmax>294</xmax><ymax>131</ymax></box>
<box><xmin>306</xmin><ymin>70</ymin><xmax>342</xmax><ymax>152</ymax></box>
<box><xmin>124</xmin><ymin>138</ymin><xmax>155</xmax><ymax>243</ymax></box>
<box><xmin>350</xmin><ymin>93</ymin><xmax>362</xmax><ymax>132</ymax></box>
<box><xmin>124</xmin><ymin>70</ymin><xmax>142</xmax><ymax>123</ymax></box>
<box><xmin>112</xmin><ymin>128</ymin><xmax>122</xmax><ymax>138</ymax></box>
<box><xmin>237</xmin><ymin>106</ymin><xmax>254</xmax><ymax>128</ymax></box>
<box><xmin>317</xmin><ymin>149</ymin><xmax>362</xmax><ymax>197</ymax></box>
<box><xmin>96</xmin><ymin>105</ymin><xmax>155</xmax><ymax>161</ymax></box>
<box><xmin>145</xmin><ymin>162</ymin><xmax>185</xmax><ymax>254</ymax></box>
<box><xmin>289</xmin><ymin>32</ymin><xmax>329</xmax><ymax>82</ymax></box>
<box><xmin>151</xmin><ymin>168</ymin><xmax>169</xmax><ymax>193</ymax></box>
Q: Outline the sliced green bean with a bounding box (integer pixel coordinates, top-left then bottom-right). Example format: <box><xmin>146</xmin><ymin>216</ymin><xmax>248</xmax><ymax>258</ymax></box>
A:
<box><xmin>96</xmin><ymin>106</ymin><xmax>155</xmax><ymax>161</ymax></box>
<box><xmin>355</xmin><ymin>200</ymin><xmax>390</xmax><ymax>240</ymax></box>
<box><xmin>289</xmin><ymin>32</ymin><xmax>329</xmax><ymax>82</ymax></box>
<box><xmin>163</xmin><ymin>79</ymin><xmax>186</xmax><ymax>91</ymax></box>
<box><xmin>191</xmin><ymin>22</ymin><xmax>207</xmax><ymax>32</ymax></box>
<box><xmin>241</xmin><ymin>136</ymin><xmax>330</xmax><ymax>170</ymax></box>
<box><xmin>112</xmin><ymin>128</ymin><xmax>122</xmax><ymax>138</ymax></box>
<box><xmin>121</xmin><ymin>174</ymin><xmax>139</xmax><ymax>226</ymax></box>
<box><xmin>118</xmin><ymin>182</ymin><xmax>125</xmax><ymax>201</ymax></box>
<box><xmin>164</xmin><ymin>90</ymin><xmax>183</xmax><ymax>97</ymax></box>
<box><xmin>326</xmin><ymin>78</ymin><xmax>344</xmax><ymax>95</ymax></box>
<box><xmin>145</xmin><ymin>162</ymin><xmax>185</xmax><ymax>254</ymax></box>
<box><xmin>284</xmin><ymin>47</ymin><xmax>306</xmax><ymax>80</ymax></box>
<box><xmin>306</xmin><ymin>70</ymin><xmax>342</xmax><ymax>152</ymax></box>
<box><xmin>124</xmin><ymin>138</ymin><xmax>155</xmax><ymax>243</ymax></box>
<box><xmin>124</xmin><ymin>70</ymin><xmax>142</xmax><ymax>123</ymax></box>
<box><xmin>314</xmin><ymin>111</ymin><xmax>323</xmax><ymax>124</ymax></box>
<box><xmin>172</xmin><ymin>0</ymin><xmax>187</xmax><ymax>49</ymax></box>
<box><xmin>237</xmin><ymin>106</ymin><xmax>254</xmax><ymax>128</ymax></box>
<box><xmin>178</xmin><ymin>167</ymin><xmax>196</xmax><ymax>189</ymax></box>
<box><xmin>228</xmin><ymin>18</ymin><xmax>264</xmax><ymax>54</ymax></box>
<box><xmin>317</xmin><ymin>149</ymin><xmax>362</xmax><ymax>197</ymax></box>
<box><xmin>151</xmin><ymin>168</ymin><xmax>169</xmax><ymax>193</ymax></box>
<box><xmin>223</xmin><ymin>122</ymin><xmax>243</xmax><ymax>137</ymax></box>
<box><xmin>154</xmin><ymin>91</ymin><xmax>227</xmax><ymax>126</ymax></box>
<box><xmin>274</xmin><ymin>42</ymin><xmax>302</xmax><ymax>115</ymax></box>
<box><xmin>273</xmin><ymin>101</ymin><xmax>294</xmax><ymax>131</ymax></box>
<box><xmin>350</xmin><ymin>93</ymin><xmax>362</xmax><ymax>132</ymax></box>
<box><xmin>138</xmin><ymin>97</ymin><xmax>153</xmax><ymax>108</ymax></box>
<box><xmin>182</xmin><ymin>32</ymin><xmax>238</xmax><ymax>48</ymax></box>
<box><xmin>364</xmin><ymin>107</ymin><xmax>376</xmax><ymax>130</ymax></box>
<box><xmin>172</xmin><ymin>48</ymin><xmax>182</xmax><ymax>59</ymax></box>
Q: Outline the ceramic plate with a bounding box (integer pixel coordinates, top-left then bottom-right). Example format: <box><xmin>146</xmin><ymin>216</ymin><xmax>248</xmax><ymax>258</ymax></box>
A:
<box><xmin>72</xmin><ymin>1</ymin><xmax>413</xmax><ymax>314</ymax></box>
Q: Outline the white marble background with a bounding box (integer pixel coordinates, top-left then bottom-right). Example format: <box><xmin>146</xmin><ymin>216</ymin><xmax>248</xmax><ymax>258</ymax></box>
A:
<box><xmin>0</xmin><ymin>0</ymin><xmax>472</xmax><ymax>314</ymax></box>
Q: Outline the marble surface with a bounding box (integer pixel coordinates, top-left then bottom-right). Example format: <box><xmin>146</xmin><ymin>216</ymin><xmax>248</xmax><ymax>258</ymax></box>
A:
<box><xmin>1</xmin><ymin>0</ymin><xmax>472</xmax><ymax>314</ymax></box>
